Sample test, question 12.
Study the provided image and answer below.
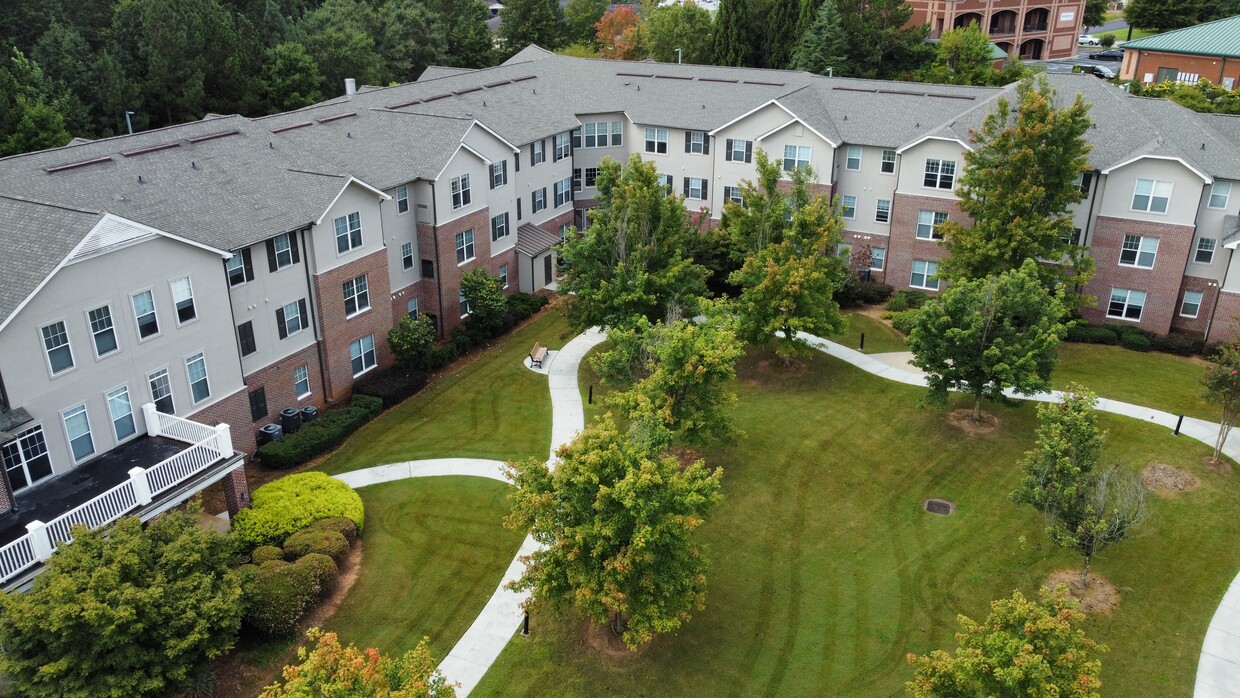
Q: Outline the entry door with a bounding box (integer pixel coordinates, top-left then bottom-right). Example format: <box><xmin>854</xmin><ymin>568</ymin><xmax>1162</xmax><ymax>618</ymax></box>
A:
<box><xmin>544</xmin><ymin>254</ymin><xmax>554</xmax><ymax>286</ymax></box>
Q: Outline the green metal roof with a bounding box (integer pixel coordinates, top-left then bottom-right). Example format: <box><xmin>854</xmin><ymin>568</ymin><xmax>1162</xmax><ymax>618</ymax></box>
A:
<box><xmin>1121</xmin><ymin>15</ymin><xmax>1240</xmax><ymax>59</ymax></box>
<box><xmin>988</xmin><ymin>42</ymin><xmax>1008</xmax><ymax>60</ymax></box>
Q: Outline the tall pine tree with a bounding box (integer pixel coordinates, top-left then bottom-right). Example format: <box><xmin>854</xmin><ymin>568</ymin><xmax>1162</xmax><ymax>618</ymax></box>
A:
<box><xmin>763</xmin><ymin>0</ymin><xmax>802</xmax><ymax>69</ymax></box>
<box><xmin>792</xmin><ymin>0</ymin><xmax>845</xmax><ymax>75</ymax></box>
<box><xmin>834</xmin><ymin>0</ymin><xmax>930</xmax><ymax>79</ymax></box>
<box><xmin>711</xmin><ymin>0</ymin><xmax>756</xmax><ymax>67</ymax></box>
<box><xmin>499</xmin><ymin>0</ymin><xmax>565</xmax><ymax>55</ymax></box>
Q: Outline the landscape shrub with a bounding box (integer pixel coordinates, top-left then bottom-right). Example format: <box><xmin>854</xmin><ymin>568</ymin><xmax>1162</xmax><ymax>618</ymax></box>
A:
<box><xmin>1065</xmin><ymin>325</ymin><xmax>1119</xmax><ymax>345</ymax></box>
<box><xmin>283</xmin><ymin>529</ymin><xmax>350</xmax><ymax>565</ymax></box>
<box><xmin>1100</xmin><ymin>33</ymin><xmax>1116</xmax><ymax>47</ymax></box>
<box><xmin>1103</xmin><ymin>323</ymin><xmax>1147</xmax><ymax>342</ymax></box>
<box><xmin>252</xmin><ymin>545</ymin><xmax>284</xmax><ymax>564</ymax></box>
<box><xmin>1150</xmin><ymin>332</ymin><xmax>1205</xmax><ymax>356</ymax></box>
<box><xmin>885</xmin><ymin>290</ymin><xmax>929</xmax><ymax>312</ymax></box>
<box><xmin>1120</xmin><ymin>332</ymin><xmax>1153</xmax><ymax>352</ymax></box>
<box><xmin>509</xmin><ymin>292</ymin><xmax>549</xmax><ymax>318</ymax></box>
<box><xmin>855</xmin><ymin>281</ymin><xmax>894</xmax><ymax>305</ymax></box>
<box><xmin>889</xmin><ymin>309</ymin><xmax>921</xmax><ymax>335</ymax></box>
<box><xmin>306</xmin><ymin>516</ymin><xmax>359</xmax><ymax>542</ymax></box>
<box><xmin>295</xmin><ymin>553</ymin><xmax>339</xmax><ymax>596</ymax></box>
<box><xmin>241</xmin><ymin>560</ymin><xmax>319</xmax><ymax>636</ymax></box>
<box><xmin>256</xmin><ymin>395</ymin><xmax>380</xmax><ymax>469</ymax></box>
<box><xmin>387</xmin><ymin>314</ymin><xmax>437</xmax><ymax>370</ymax></box>
<box><xmin>354</xmin><ymin>367</ymin><xmax>429</xmax><ymax>408</ymax></box>
<box><xmin>232</xmin><ymin>472</ymin><xmax>365</xmax><ymax>548</ymax></box>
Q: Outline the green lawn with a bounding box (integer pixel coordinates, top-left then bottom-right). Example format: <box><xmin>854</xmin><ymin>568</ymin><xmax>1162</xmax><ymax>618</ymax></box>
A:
<box><xmin>325</xmin><ymin>477</ymin><xmax>524</xmax><ymax>660</ymax></box>
<box><xmin>829</xmin><ymin>311</ymin><xmax>909</xmax><ymax>354</ymax></box>
<box><xmin>474</xmin><ymin>346</ymin><xmax>1239</xmax><ymax>697</ymax></box>
<box><xmin>318</xmin><ymin>308</ymin><xmax>571</xmax><ymax>474</ymax></box>
<box><xmin>1054</xmin><ymin>343</ymin><xmax>1213</xmax><ymax>420</ymax></box>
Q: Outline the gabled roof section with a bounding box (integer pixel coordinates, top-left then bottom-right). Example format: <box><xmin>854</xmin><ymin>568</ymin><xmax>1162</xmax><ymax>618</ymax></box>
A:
<box><xmin>1120</xmin><ymin>15</ymin><xmax>1240</xmax><ymax>59</ymax></box>
<box><xmin>418</xmin><ymin>66</ymin><xmax>479</xmax><ymax>81</ymax></box>
<box><xmin>1101</xmin><ymin>153</ymin><xmax>1212</xmax><ymax>183</ymax></box>
<box><xmin>502</xmin><ymin>44</ymin><xmax>556</xmax><ymax>66</ymax></box>
<box><xmin>0</xmin><ymin>195</ymin><xmax>102</xmax><ymax>329</ymax></box>
<box><xmin>313</xmin><ymin>177</ymin><xmax>393</xmax><ymax>225</ymax></box>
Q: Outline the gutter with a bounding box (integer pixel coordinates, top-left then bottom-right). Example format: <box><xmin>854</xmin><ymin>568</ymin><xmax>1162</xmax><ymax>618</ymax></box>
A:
<box><xmin>430</xmin><ymin>182</ymin><xmax>446</xmax><ymax>334</ymax></box>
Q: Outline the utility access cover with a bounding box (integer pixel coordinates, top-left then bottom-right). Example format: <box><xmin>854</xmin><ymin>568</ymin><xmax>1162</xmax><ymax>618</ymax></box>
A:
<box><xmin>924</xmin><ymin>499</ymin><xmax>955</xmax><ymax>516</ymax></box>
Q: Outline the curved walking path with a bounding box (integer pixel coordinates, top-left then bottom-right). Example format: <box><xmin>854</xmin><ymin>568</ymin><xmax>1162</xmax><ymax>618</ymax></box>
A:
<box><xmin>331</xmin><ymin>327</ymin><xmax>606</xmax><ymax>697</ymax></box>
<box><xmin>793</xmin><ymin>331</ymin><xmax>1240</xmax><ymax>698</ymax></box>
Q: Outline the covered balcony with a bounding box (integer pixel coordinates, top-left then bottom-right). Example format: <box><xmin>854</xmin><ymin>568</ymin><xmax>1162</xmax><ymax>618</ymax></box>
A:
<box><xmin>0</xmin><ymin>405</ymin><xmax>244</xmax><ymax>591</ymax></box>
<box><xmin>1023</xmin><ymin>7</ymin><xmax>1050</xmax><ymax>33</ymax></box>
<box><xmin>954</xmin><ymin>12</ymin><xmax>984</xmax><ymax>30</ymax></box>
<box><xmin>989</xmin><ymin>10</ymin><xmax>1018</xmax><ymax>36</ymax></box>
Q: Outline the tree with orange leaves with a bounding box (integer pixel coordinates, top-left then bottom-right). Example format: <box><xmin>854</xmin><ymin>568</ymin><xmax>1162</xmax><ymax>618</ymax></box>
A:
<box><xmin>595</xmin><ymin>6</ymin><xmax>647</xmax><ymax>60</ymax></box>
<box><xmin>261</xmin><ymin>628</ymin><xmax>455</xmax><ymax>697</ymax></box>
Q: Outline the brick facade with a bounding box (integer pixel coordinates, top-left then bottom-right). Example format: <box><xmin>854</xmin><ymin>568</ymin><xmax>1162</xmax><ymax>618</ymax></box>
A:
<box><xmin>311</xmin><ymin>248</ymin><xmax>396</xmax><ymax>403</ymax></box>
<box><xmin>222</xmin><ymin>467</ymin><xmax>251</xmax><ymax>517</ymax></box>
<box><xmin>189</xmin><ymin>387</ymin><xmax>257</xmax><ymax>456</ymax></box>
<box><xmin>1208</xmin><ymin>291</ymin><xmax>1240</xmax><ymax>344</ymax></box>
<box><xmin>886</xmin><ymin>193</ymin><xmax>971</xmax><ymax>294</ymax></box>
<box><xmin>842</xmin><ymin>231</ymin><xmax>890</xmax><ymax>285</ymax></box>
<box><xmin>1122</xmin><ymin>49</ymin><xmax>1240</xmax><ymax>87</ymax></box>
<box><xmin>428</xmin><ymin>206</ymin><xmax>527</xmax><ymax>335</ymax></box>
<box><xmin>905</xmin><ymin>0</ymin><xmax>1083</xmax><ymax>60</ymax></box>
<box><xmin>1080</xmin><ymin>215</ymin><xmax>1196</xmax><ymax>334</ymax></box>
<box><xmin>1170</xmin><ymin>276</ymin><xmax>1219</xmax><ymax>337</ymax></box>
<box><xmin>243</xmin><ymin>342</ymin><xmax>325</xmax><ymax>435</ymax></box>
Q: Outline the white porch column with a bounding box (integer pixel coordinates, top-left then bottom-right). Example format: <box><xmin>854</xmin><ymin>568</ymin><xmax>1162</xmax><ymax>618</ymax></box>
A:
<box><xmin>25</xmin><ymin>520</ymin><xmax>54</xmax><ymax>562</ymax></box>
<box><xmin>142</xmin><ymin>403</ymin><xmax>161</xmax><ymax>437</ymax></box>
<box><xmin>215</xmin><ymin>424</ymin><xmax>234</xmax><ymax>459</ymax></box>
<box><xmin>128</xmin><ymin>467</ymin><xmax>153</xmax><ymax>506</ymax></box>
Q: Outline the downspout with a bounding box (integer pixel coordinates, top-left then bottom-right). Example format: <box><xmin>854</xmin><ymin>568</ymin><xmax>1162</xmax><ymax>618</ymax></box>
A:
<box><xmin>430</xmin><ymin>182</ymin><xmax>445</xmax><ymax>334</ymax></box>
<box><xmin>1077</xmin><ymin>171</ymin><xmax>1102</xmax><ymax>302</ymax></box>
<box><xmin>300</xmin><ymin>226</ymin><xmax>332</xmax><ymax>403</ymax></box>
<box><xmin>222</xmin><ymin>251</ymin><xmax>248</xmax><ymax>389</ymax></box>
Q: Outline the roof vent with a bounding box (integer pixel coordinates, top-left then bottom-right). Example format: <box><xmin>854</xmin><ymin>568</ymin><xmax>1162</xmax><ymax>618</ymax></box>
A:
<box><xmin>191</xmin><ymin>161</ymin><xmax>197</xmax><ymax>169</ymax></box>
<box><xmin>270</xmin><ymin>121</ymin><xmax>313</xmax><ymax>134</ymax></box>
<box><xmin>1202</xmin><ymin>142</ymin><xmax>1207</xmax><ymax>150</ymax></box>
<box><xmin>317</xmin><ymin>112</ymin><xmax>357</xmax><ymax>124</ymax></box>
<box><xmin>187</xmin><ymin>129</ymin><xmax>240</xmax><ymax>144</ymax></box>
<box><xmin>44</xmin><ymin>156</ymin><xmax>113</xmax><ymax>174</ymax></box>
<box><xmin>112</xmin><ymin>193</ymin><xmax>125</xmax><ymax>202</ymax></box>
<box><xmin>345</xmin><ymin>78</ymin><xmax>357</xmax><ymax>96</ymax></box>
<box><xmin>137</xmin><ymin>175</ymin><xmax>144</xmax><ymax>183</ymax></box>
<box><xmin>120</xmin><ymin>142</ymin><xmax>180</xmax><ymax>157</ymax></box>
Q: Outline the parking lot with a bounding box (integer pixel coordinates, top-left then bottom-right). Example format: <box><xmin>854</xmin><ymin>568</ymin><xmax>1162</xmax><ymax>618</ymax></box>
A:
<box><xmin>1035</xmin><ymin>47</ymin><xmax>1125</xmax><ymax>78</ymax></box>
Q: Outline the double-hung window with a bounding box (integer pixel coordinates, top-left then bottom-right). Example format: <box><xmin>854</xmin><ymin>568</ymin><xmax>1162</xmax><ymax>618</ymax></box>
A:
<box><xmin>1</xmin><ymin>426</ymin><xmax>52</xmax><ymax>491</ymax></box>
<box><xmin>532</xmin><ymin>188</ymin><xmax>547</xmax><ymax>213</ymax></box>
<box><xmin>644</xmin><ymin>127</ymin><xmax>668</xmax><ymax>154</ymax></box>
<box><xmin>870</xmin><ymin>247</ymin><xmax>886</xmax><ymax>271</ymax></box>
<box><xmin>62</xmin><ymin>404</ymin><xmax>94</xmax><ymax>462</ymax></box>
<box><xmin>41</xmin><ymin>321</ymin><xmax>74</xmax><ymax>374</ymax></box>
<box><xmin>841</xmin><ymin>195</ymin><xmax>857</xmax><ymax>219</ymax></box>
<box><xmin>572</xmin><ymin>168</ymin><xmax>582</xmax><ymax>191</ymax></box>
<box><xmin>1131</xmin><ymin>178</ymin><xmax>1171</xmax><ymax>213</ymax></box>
<box><xmin>658</xmin><ymin>174</ymin><xmax>674</xmax><ymax>194</ymax></box>
<box><xmin>554</xmin><ymin>178</ymin><xmax>572</xmax><ymax>207</ymax></box>
<box><xmin>406</xmin><ymin>298</ymin><xmax>419</xmax><ymax>318</ymax></box>
<box><xmin>456</xmin><ymin>229</ymin><xmax>475</xmax><ymax>264</ymax></box>
<box><xmin>911</xmin><ymin>260</ymin><xmax>939</xmax><ymax>290</ymax></box>
<box><xmin>149</xmin><ymin>368</ymin><xmax>174</xmax><ymax>414</ymax></box>
<box><xmin>343</xmin><ymin>275</ymin><xmax>370</xmax><ymax>316</ymax></box>
<box><xmin>132</xmin><ymin>290</ymin><xmax>159</xmax><ymax>339</ymax></box>
<box><xmin>1196</xmin><ymin>237</ymin><xmax>1217</xmax><ymax>264</ymax></box>
<box><xmin>88</xmin><ymin>305</ymin><xmax>118</xmax><ymax>358</ymax></box>
<box><xmin>451</xmin><ymin>174</ymin><xmax>471</xmax><ymax>209</ymax></box>
<box><xmin>685</xmin><ymin>177</ymin><xmax>707</xmax><ymax>200</ymax></box>
<box><xmin>490</xmin><ymin>160</ymin><xmax>508</xmax><ymax>189</ymax></box>
<box><xmin>553</xmin><ymin>132</ymin><xmax>571</xmax><ymax>161</ymax></box>
<box><xmin>170</xmin><ymin>276</ymin><xmax>196</xmax><ymax>324</ymax></box>
<box><xmin>294</xmin><ymin>365</ymin><xmax>311</xmax><ymax>398</ymax></box>
<box><xmin>881</xmin><ymin>149</ymin><xmax>896</xmax><ymax>174</ymax></box>
<box><xmin>107</xmin><ymin>386</ymin><xmax>136</xmax><ymax>441</ymax></box>
<box><xmin>924</xmin><ymin>159</ymin><xmax>956</xmax><ymax>189</ymax></box>
<box><xmin>277</xmin><ymin>299</ymin><xmax>307</xmax><ymax>339</ymax></box>
<box><xmin>185</xmin><ymin>352</ymin><xmax>210</xmax><ymax>403</ymax></box>
<box><xmin>875</xmin><ymin>199</ymin><xmax>892</xmax><ymax>223</ymax></box>
<box><xmin>491</xmin><ymin>212</ymin><xmax>510</xmax><ymax>242</ymax></box>
<box><xmin>846</xmin><ymin>146</ymin><xmax>862</xmax><ymax>171</ymax></box>
<box><xmin>334</xmin><ymin>212</ymin><xmax>362</xmax><ymax>253</ymax></box>
<box><xmin>499</xmin><ymin>264</ymin><xmax>509</xmax><ymax>288</ymax></box>
<box><xmin>724</xmin><ymin>186</ymin><xmax>744</xmax><ymax>206</ymax></box>
<box><xmin>402</xmin><ymin>242</ymin><xmax>414</xmax><ymax>270</ymax></box>
<box><xmin>459</xmin><ymin>291</ymin><xmax>471</xmax><ymax>318</ymax></box>
<box><xmin>916</xmin><ymin>210</ymin><xmax>948</xmax><ymax>239</ymax></box>
<box><xmin>1181</xmin><ymin>290</ymin><xmax>1204</xmax><ymax>318</ymax></box>
<box><xmin>350</xmin><ymin>335</ymin><xmax>376</xmax><ymax>376</ymax></box>
<box><xmin>1119</xmin><ymin>235</ymin><xmax>1158</xmax><ymax>268</ymax></box>
<box><xmin>583</xmin><ymin>122</ymin><xmax>620</xmax><ymax>148</ymax></box>
<box><xmin>532</xmin><ymin>139</ymin><xmax>545</xmax><ymax>165</ymax></box>
<box><xmin>726</xmin><ymin>139</ymin><xmax>753</xmax><ymax>163</ymax></box>
<box><xmin>396</xmin><ymin>184</ymin><xmax>409</xmax><ymax>214</ymax></box>
<box><xmin>685</xmin><ymin>130</ymin><xmax>708</xmax><ymax>154</ymax></box>
<box><xmin>783</xmin><ymin>145</ymin><xmax>811</xmax><ymax>172</ymax></box>
<box><xmin>226</xmin><ymin>249</ymin><xmax>254</xmax><ymax>285</ymax></box>
<box><xmin>1108</xmin><ymin>288</ymin><xmax>1146</xmax><ymax>321</ymax></box>
<box><xmin>1209</xmin><ymin>181</ymin><xmax>1232</xmax><ymax>209</ymax></box>
<box><xmin>269</xmin><ymin>233</ymin><xmax>296</xmax><ymax>271</ymax></box>
<box><xmin>585</xmin><ymin>167</ymin><xmax>599</xmax><ymax>187</ymax></box>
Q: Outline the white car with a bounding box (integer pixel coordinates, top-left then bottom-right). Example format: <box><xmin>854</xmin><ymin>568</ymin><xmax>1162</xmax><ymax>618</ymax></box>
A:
<box><xmin>1079</xmin><ymin>34</ymin><xmax>1101</xmax><ymax>46</ymax></box>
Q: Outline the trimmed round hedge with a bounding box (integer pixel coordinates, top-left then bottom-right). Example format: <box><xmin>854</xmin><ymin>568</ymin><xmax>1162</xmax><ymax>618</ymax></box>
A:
<box><xmin>232</xmin><ymin>472</ymin><xmax>364</xmax><ymax>548</ymax></box>
<box><xmin>252</xmin><ymin>545</ymin><xmax>284</xmax><ymax>564</ymax></box>
<box><xmin>283</xmin><ymin>529</ymin><xmax>349</xmax><ymax>565</ymax></box>
<box><xmin>295</xmin><ymin>553</ymin><xmax>339</xmax><ymax>595</ymax></box>
<box><xmin>306</xmin><ymin>516</ymin><xmax>359</xmax><ymax>542</ymax></box>
<box><xmin>240</xmin><ymin>560</ymin><xmax>319</xmax><ymax>637</ymax></box>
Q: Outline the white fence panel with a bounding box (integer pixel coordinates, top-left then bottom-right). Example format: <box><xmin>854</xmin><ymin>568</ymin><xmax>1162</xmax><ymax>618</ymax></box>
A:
<box><xmin>46</xmin><ymin>480</ymin><xmax>138</xmax><ymax>545</ymax></box>
<box><xmin>144</xmin><ymin>438</ymin><xmax>222</xmax><ymax>496</ymax></box>
<box><xmin>0</xmin><ymin>536</ymin><xmax>37</xmax><ymax>582</ymax></box>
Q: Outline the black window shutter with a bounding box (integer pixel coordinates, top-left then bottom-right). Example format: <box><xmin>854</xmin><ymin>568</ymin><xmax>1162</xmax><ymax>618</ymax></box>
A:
<box><xmin>745</xmin><ymin>141</ymin><xmax>753</xmax><ymax>163</ymax></box>
<box><xmin>490</xmin><ymin>164</ymin><xmax>496</xmax><ymax>190</ymax></box>
<box><xmin>266</xmin><ymin>239</ymin><xmax>278</xmax><ymax>273</ymax></box>
<box><xmin>298</xmin><ymin>299</ymin><xmax>308</xmax><ymax>329</ymax></box>
<box><xmin>683</xmin><ymin>178</ymin><xmax>689</xmax><ymax>197</ymax></box>
<box><xmin>517</xmin><ymin>198</ymin><xmax>522</xmax><ymax>220</ymax></box>
<box><xmin>542</xmin><ymin>139</ymin><xmax>547</xmax><ymax>158</ymax></box>
<box><xmin>514</xmin><ymin>152</ymin><xmax>520</xmax><ymax>172</ymax></box>
<box><xmin>249</xmin><ymin>387</ymin><xmax>267</xmax><ymax>422</ymax></box>
<box><xmin>421</xmin><ymin>259</ymin><xmax>435</xmax><ymax>278</ymax></box>
<box><xmin>242</xmin><ymin>248</ymin><xmax>255</xmax><ymax>282</ymax></box>
<box><xmin>290</xmin><ymin>233</ymin><xmax>301</xmax><ymax>264</ymax></box>
<box><xmin>702</xmin><ymin>181</ymin><xmax>708</xmax><ymax>200</ymax></box>
<box><xmin>276</xmin><ymin>307</ymin><xmax>287</xmax><ymax>339</ymax></box>
<box><xmin>725</xmin><ymin>139</ymin><xmax>733</xmax><ymax>161</ymax></box>
<box><xmin>503</xmin><ymin>160</ymin><xmax>508</xmax><ymax>181</ymax></box>
<box><xmin>684</xmin><ymin>131</ymin><xmax>691</xmax><ymax>152</ymax></box>
<box><xmin>703</xmin><ymin>137</ymin><xmax>709</xmax><ymax>155</ymax></box>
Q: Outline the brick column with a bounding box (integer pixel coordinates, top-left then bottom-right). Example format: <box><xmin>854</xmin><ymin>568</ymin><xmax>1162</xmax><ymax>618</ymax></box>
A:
<box><xmin>223</xmin><ymin>467</ymin><xmax>251</xmax><ymax>517</ymax></box>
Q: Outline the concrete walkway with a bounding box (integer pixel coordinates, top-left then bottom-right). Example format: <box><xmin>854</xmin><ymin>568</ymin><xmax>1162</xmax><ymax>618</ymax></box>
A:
<box><xmin>795</xmin><ymin>331</ymin><xmax>1240</xmax><ymax>697</ymax></box>
<box><xmin>331</xmin><ymin>327</ymin><xmax>605</xmax><ymax>696</ymax></box>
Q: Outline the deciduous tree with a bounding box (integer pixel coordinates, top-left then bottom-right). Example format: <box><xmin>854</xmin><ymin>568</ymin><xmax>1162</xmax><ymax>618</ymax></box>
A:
<box><xmin>459</xmin><ymin>266</ymin><xmax>509</xmax><ymax>334</ymax></box>
<box><xmin>429</xmin><ymin>0</ymin><xmax>493</xmax><ymax>68</ymax></box>
<box><xmin>0</xmin><ymin>512</ymin><xmax>242</xmax><ymax>698</ymax></box>
<box><xmin>1202</xmin><ymin>339</ymin><xmax>1240</xmax><ymax>464</ymax></box>
<box><xmin>388</xmin><ymin>314</ymin><xmax>438</xmax><ymax>370</ymax></box>
<box><xmin>1124</xmin><ymin>0</ymin><xmax>1203</xmax><ymax>33</ymax></box>
<box><xmin>907</xmin><ymin>587</ymin><xmax>1106</xmax><ymax>697</ymax></box>
<box><xmin>1082</xmin><ymin>0</ymin><xmax>1108</xmax><ymax>29</ymax></box>
<box><xmin>908</xmin><ymin>259</ymin><xmax>1068</xmax><ymax>420</ymax></box>
<box><xmin>0</xmin><ymin>46</ymin><xmax>72</xmax><ymax>157</ymax></box>
<box><xmin>939</xmin><ymin>77</ymin><xmax>1095</xmax><ymax>306</ymax></box>
<box><xmin>919</xmin><ymin>21</ymin><xmax>998</xmax><ymax>86</ymax></box>
<box><xmin>648</xmin><ymin>1</ymin><xmax>714</xmax><ymax>64</ymax></box>
<box><xmin>499</xmin><ymin>0</ymin><xmax>565</xmax><ymax>55</ymax></box>
<box><xmin>595</xmin><ymin>6</ymin><xmax>646</xmax><ymax>60</ymax></box>
<box><xmin>262</xmin><ymin>628</ymin><xmax>454</xmax><ymax>697</ymax></box>
<box><xmin>505</xmin><ymin>415</ymin><xmax>723</xmax><ymax>649</ymax></box>
<box><xmin>558</xmin><ymin>155</ymin><xmax>710</xmax><ymax>330</ymax></box>
<box><xmin>564</xmin><ymin>0</ymin><xmax>610</xmax><ymax>45</ymax></box>
<box><xmin>260</xmin><ymin>41</ymin><xmax>324</xmax><ymax>111</ymax></box>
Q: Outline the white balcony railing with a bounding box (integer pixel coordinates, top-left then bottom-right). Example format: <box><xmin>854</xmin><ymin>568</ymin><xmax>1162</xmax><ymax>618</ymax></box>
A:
<box><xmin>0</xmin><ymin>405</ymin><xmax>235</xmax><ymax>585</ymax></box>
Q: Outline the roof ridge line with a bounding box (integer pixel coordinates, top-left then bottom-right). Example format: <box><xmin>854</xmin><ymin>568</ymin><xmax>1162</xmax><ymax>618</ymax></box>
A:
<box><xmin>0</xmin><ymin>193</ymin><xmax>102</xmax><ymax>215</ymax></box>
<box><xmin>0</xmin><ymin>115</ymin><xmax>247</xmax><ymax>165</ymax></box>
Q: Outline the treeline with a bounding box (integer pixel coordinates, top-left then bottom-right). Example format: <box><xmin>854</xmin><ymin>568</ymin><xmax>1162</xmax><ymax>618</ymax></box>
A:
<box><xmin>0</xmin><ymin>0</ymin><xmax>494</xmax><ymax>153</ymax></box>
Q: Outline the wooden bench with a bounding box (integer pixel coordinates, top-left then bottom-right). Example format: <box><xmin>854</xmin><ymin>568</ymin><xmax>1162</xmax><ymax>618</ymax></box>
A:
<box><xmin>529</xmin><ymin>342</ymin><xmax>548</xmax><ymax>369</ymax></box>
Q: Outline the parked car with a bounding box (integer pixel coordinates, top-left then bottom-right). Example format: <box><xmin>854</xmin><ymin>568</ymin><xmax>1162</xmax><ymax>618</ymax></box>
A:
<box><xmin>1093</xmin><ymin>49</ymin><xmax>1124</xmax><ymax>61</ymax></box>
<box><xmin>1079</xmin><ymin>34</ymin><xmax>1101</xmax><ymax>46</ymax></box>
<box><xmin>1091</xmin><ymin>65</ymin><xmax>1116</xmax><ymax>79</ymax></box>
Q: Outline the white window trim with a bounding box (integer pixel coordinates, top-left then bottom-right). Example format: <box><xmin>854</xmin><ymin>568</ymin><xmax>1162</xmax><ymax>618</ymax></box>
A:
<box><xmin>846</xmin><ymin>146</ymin><xmax>862</xmax><ymax>171</ymax></box>
<box><xmin>401</xmin><ymin>241</ymin><xmax>414</xmax><ymax>270</ymax></box>
<box><xmin>61</xmin><ymin>403</ymin><xmax>95</xmax><ymax>464</ymax></box>
<box><xmin>184</xmin><ymin>351</ymin><xmax>211</xmax><ymax>405</ymax></box>
<box><xmin>1107</xmin><ymin>288</ymin><xmax>1146</xmax><ymax>322</ymax></box>
<box><xmin>343</xmin><ymin>275</ymin><xmax>371</xmax><ymax>319</ymax></box>
<box><xmin>333</xmin><ymin>212</ymin><xmax>363</xmax><ymax>257</ymax></box>
<box><xmin>148</xmin><ymin>366</ymin><xmax>175</xmax><ymax>415</ymax></box>
<box><xmin>875</xmin><ymin>199</ymin><xmax>891</xmax><ymax>223</ymax></box>
<box><xmin>870</xmin><ymin>247</ymin><xmax>886</xmax><ymax>271</ymax></box>
<box><xmin>85</xmin><ymin>304</ymin><xmax>120</xmax><ymax>361</ymax></box>
<box><xmin>841</xmin><ymin>195</ymin><xmax>857</xmax><ymax>220</ymax></box>
<box><xmin>910</xmin><ymin>260</ymin><xmax>940</xmax><ymax>290</ymax></box>
<box><xmin>131</xmin><ymin>288</ymin><xmax>161</xmax><ymax>343</ymax></box>
<box><xmin>1208</xmin><ymin>182</ymin><xmax>1231</xmax><ymax>210</ymax></box>
<box><xmin>273</xmin><ymin>233</ymin><xmax>294</xmax><ymax>270</ymax></box>
<box><xmin>1195</xmin><ymin>237</ymin><xmax>1217</xmax><ymax>265</ymax></box>
<box><xmin>923</xmin><ymin>158</ymin><xmax>956</xmax><ymax>190</ymax></box>
<box><xmin>281</xmin><ymin>300</ymin><xmax>305</xmax><ymax>337</ymax></box>
<box><xmin>456</xmin><ymin>229</ymin><xmax>476</xmax><ymax>266</ymax></box>
<box><xmin>688</xmin><ymin>178</ymin><xmax>707</xmax><ymax>200</ymax></box>
<box><xmin>225</xmin><ymin>252</ymin><xmax>249</xmax><ymax>287</ymax></box>
<box><xmin>294</xmin><ymin>364</ymin><xmax>312</xmax><ymax>399</ymax></box>
<box><xmin>880</xmin><ymin>150</ymin><xmax>897</xmax><ymax>175</ymax></box>
<box><xmin>783</xmin><ymin>145</ymin><xmax>812</xmax><ymax>172</ymax></box>
<box><xmin>1180</xmin><ymin>291</ymin><xmax>1204</xmax><ymax>318</ymax></box>
<box><xmin>396</xmin><ymin>184</ymin><xmax>409</xmax><ymax>214</ymax></box>
<box><xmin>451</xmin><ymin>174</ymin><xmax>472</xmax><ymax>210</ymax></box>
<box><xmin>350</xmin><ymin>335</ymin><xmax>377</xmax><ymax>378</ymax></box>
<box><xmin>105</xmin><ymin>384</ymin><xmax>137</xmax><ymax>443</ymax></box>
<box><xmin>40</xmin><ymin>318</ymin><xmax>76</xmax><ymax>378</ymax></box>
<box><xmin>169</xmin><ymin>276</ymin><xmax>197</xmax><ymax>328</ymax></box>
<box><xmin>1118</xmin><ymin>235</ymin><xmax>1159</xmax><ymax>269</ymax></box>
<box><xmin>644</xmin><ymin>127</ymin><xmax>668</xmax><ymax>155</ymax></box>
<box><xmin>916</xmin><ymin>211</ymin><xmax>947</xmax><ymax>240</ymax></box>
<box><xmin>1130</xmin><ymin>178</ymin><xmax>1173</xmax><ymax>214</ymax></box>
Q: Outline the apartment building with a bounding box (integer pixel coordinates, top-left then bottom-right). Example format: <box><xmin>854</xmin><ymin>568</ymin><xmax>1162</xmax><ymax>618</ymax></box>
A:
<box><xmin>906</xmin><ymin>0</ymin><xmax>1086</xmax><ymax>59</ymax></box>
<box><xmin>2</xmin><ymin>45</ymin><xmax>1240</xmax><ymax>586</ymax></box>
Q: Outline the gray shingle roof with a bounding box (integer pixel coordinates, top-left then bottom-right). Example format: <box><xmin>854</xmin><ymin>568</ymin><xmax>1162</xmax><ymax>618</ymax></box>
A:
<box><xmin>516</xmin><ymin>222</ymin><xmax>561</xmax><ymax>256</ymax></box>
<box><xmin>0</xmin><ymin>195</ymin><xmax>102</xmax><ymax>327</ymax></box>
